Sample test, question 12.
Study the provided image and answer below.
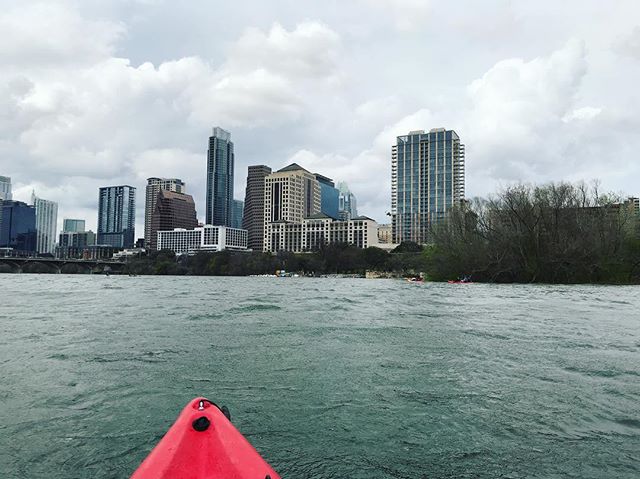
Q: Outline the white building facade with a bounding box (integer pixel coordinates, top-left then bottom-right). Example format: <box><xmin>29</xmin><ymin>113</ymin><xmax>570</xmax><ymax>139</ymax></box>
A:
<box><xmin>157</xmin><ymin>225</ymin><xmax>248</xmax><ymax>255</ymax></box>
<box><xmin>32</xmin><ymin>192</ymin><xmax>58</xmax><ymax>254</ymax></box>
<box><xmin>265</xmin><ymin>215</ymin><xmax>378</xmax><ymax>253</ymax></box>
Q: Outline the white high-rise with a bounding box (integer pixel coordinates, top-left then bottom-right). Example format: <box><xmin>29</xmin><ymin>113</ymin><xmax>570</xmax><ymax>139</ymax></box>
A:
<box><xmin>0</xmin><ymin>176</ymin><xmax>11</xmax><ymax>200</ymax></box>
<box><xmin>31</xmin><ymin>191</ymin><xmax>58</xmax><ymax>254</ymax></box>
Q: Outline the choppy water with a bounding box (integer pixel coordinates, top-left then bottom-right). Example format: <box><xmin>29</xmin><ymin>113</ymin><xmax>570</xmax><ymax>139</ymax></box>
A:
<box><xmin>0</xmin><ymin>275</ymin><xmax>639</xmax><ymax>478</ymax></box>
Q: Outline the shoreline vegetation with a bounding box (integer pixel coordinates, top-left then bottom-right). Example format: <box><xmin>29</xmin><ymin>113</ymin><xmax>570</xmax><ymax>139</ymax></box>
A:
<box><xmin>2</xmin><ymin>182</ymin><xmax>639</xmax><ymax>284</ymax></box>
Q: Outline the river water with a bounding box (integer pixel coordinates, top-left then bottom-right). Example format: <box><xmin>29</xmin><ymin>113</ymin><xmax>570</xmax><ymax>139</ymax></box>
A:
<box><xmin>0</xmin><ymin>275</ymin><xmax>639</xmax><ymax>478</ymax></box>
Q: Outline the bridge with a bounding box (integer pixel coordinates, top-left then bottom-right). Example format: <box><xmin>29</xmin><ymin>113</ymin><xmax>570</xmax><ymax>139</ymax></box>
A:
<box><xmin>0</xmin><ymin>256</ymin><xmax>127</xmax><ymax>274</ymax></box>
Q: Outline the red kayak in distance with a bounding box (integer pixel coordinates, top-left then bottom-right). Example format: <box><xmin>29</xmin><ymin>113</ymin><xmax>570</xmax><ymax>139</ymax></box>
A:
<box><xmin>131</xmin><ymin>397</ymin><xmax>280</xmax><ymax>479</ymax></box>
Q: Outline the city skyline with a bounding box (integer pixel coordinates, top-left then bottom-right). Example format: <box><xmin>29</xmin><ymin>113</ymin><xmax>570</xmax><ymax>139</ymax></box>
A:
<box><xmin>2</xmin><ymin>2</ymin><xmax>639</xmax><ymax>238</ymax></box>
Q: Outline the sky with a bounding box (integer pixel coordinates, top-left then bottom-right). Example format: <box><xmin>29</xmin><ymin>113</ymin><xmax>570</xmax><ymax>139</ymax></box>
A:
<box><xmin>1</xmin><ymin>0</ymin><xmax>640</xmax><ymax>238</ymax></box>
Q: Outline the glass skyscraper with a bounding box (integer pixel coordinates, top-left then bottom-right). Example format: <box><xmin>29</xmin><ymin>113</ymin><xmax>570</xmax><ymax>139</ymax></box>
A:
<box><xmin>337</xmin><ymin>182</ymin><xmax>358</xmax><ymax>221</ymax></box>
<box><xmin>97</xmin><ymin>185</ymin><xmax>136</xmax><ymax>248</ymax></box>
<box><xmin>391</xmin><ymin>128</ymin><xmax>465</xmax><ymax>244</ymax></box>
<box><xmin>206</xmin><ymin>127</ymin><xmax>234</xmax><ymax>226</ymax></box>
<box><xmin>0</xmin><ymin>201</ymin><xmax>37</xmax><ymax>252</ymax></box>
<box><xmin>315</xmin><ymin>174</ymin><xmax>339</xmax><ymax>219</ymax></box>
<box><xmin>63</xmin><ymin>219</ymin><xmax>85</xmax><ymax>232</ymax></box>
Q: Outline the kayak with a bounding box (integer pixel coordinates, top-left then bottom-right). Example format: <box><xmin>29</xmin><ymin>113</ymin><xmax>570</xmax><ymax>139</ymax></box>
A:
<box><xmin>130</xmin><ymin>397</ymin><xmax>281</xmax><ymax>479</ymax></box>
<box><xmin>447</xmin><ymin>280</ymin><xmax>474</xmax><ymax>284</ymax></box>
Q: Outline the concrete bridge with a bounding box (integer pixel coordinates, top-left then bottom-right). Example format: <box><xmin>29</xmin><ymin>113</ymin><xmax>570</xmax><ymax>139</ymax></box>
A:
<box><xmin>0</xmin><ymin>257</ymin><xmax>127</xmax><ymax>274</ymax></box>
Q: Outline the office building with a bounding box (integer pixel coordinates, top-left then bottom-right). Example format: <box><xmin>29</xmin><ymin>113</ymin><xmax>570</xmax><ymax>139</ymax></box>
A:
<box><xmin>0</xmin><ymin>176</ymin><xmax>11</xmax><ymax>229</ymax></box>
<box><xmin>315</xmin><ymin>174</ymin><xmax>339</xmax><ymax>219</ymax></box>
<box><xmin>0</xmin><ymin>201</ymin><xmax>37</xmax><ymax>252</ymax></box>
<box><xmin>263</xmin><ymin>163</ymin><xmax>321</xmax><ymax>251</ymax></box>
<box><xmin>231</xmin><ymin>199</ymin><xmax>244</xmax><ymax>230</ymax></box>
<box><xmin>157</xmin><ymin>225</ymin><xmax>248</xmax><ymax>255</ymax></box>
<box><xmin>391</xmin><ymin>128</ymin><xmax>465</xmax><ymax>244</ymax></box>
<box><xmin>242</xmin><ymin>165</ymin><xmax>272</xmax><ymax>251</ymax></box>
<box><xmin>149</xmin><ymin>190</ymin><xmax>198</xmax><ymax>250</ymax></box>
<box><xmin>265</xmin><ymin>214</ymin><xmax>378</xmax><ymax>253</ymax></box>
<box><xmin>31</xmin><ymin>192</ymin><xmax>58</xmax><ymax>254</ymax></box>
<box><xmin>97</xmin><ymin>185</ymin><xmax>136</xmax><ymax>248</ymax></box>
<box><xmin>56</xmin><ymin>230</ymin><xmax>97</xmax><ymax>258</ymax></box>
<box><xmin>63</xmin><ymin>219</ymin><xmax>85</xmax><ymax>233</ymax></box>
<box><xmin>337</xmin><ymin>182</ymin><xmax>358</xmax><ymax>220</ymax></box>
<box><xmin>206</xmin><ymin>127</ymin><xmax>234</xmax><ymax>226</ymax></box>
<box><xmin>145</xmin><ymin>178</ymin><xmax>185</xmax><ymax>244</ymax></box>
<box><xmin>0</xmin><ymin>176</ymin><xmax>11</xmax><ymax>201</ymax></box>
<box><xmin>377</xmin><ymin>224</ymin><xmax>392</xmax><ymax>244</ymax></box>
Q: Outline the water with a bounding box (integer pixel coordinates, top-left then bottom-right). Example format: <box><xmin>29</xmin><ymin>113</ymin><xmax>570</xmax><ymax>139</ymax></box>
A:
<box><xmin>0</xmin><ymin>275</ymin><xmax>639</xmax><ymax>478</ymax></box>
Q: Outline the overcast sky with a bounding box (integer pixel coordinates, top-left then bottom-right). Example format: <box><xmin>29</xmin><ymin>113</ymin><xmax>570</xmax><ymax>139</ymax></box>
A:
<box><xmin>1</xmin><ymin>0</ymin><xmax>639</xmax><ymax>237</ymax></box>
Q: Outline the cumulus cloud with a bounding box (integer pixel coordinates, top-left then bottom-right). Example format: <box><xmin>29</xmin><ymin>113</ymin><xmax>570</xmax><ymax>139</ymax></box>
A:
<box><xmin>0</xmin><ymin>2</ymin><xmax>124</xmax><ymax>68</ymax></box>
<box><xmin>2</xmin><ymin>0</ymin><xmax>640</xmax><ymax>239</ymax></box>
<box><xmin>0</xmin><ymin>7</ymin><xmax>342</xmax><ymax>233</ymax></box>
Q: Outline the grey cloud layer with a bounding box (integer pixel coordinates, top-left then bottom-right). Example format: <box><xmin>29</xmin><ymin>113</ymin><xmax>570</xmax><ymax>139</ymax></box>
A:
<box><xmin>1</xmin><ymin>0</ymin><xmax>639</xmax><ymax>237</ymax></box>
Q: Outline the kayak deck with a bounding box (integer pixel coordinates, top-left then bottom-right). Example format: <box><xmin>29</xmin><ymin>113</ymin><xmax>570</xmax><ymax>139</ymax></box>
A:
<box><xmin>131</xmin><ymin>397</ymin><xmax>280</xmax><ymax>479</ymax></box>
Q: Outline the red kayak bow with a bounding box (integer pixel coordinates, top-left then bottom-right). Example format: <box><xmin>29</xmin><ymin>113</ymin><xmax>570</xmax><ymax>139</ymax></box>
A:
<box><xmin>131</xmin><ymin>397</ymin><xmax>280</xmax><ymax>479</ymax></box>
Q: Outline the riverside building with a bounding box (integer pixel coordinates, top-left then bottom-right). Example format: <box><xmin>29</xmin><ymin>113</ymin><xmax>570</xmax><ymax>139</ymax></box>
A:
<box><xmin>0</xmin><ymin>201</ymin><xmax>36</xmax><ymax>252</ymax></box>
<box><xmin>391</xmin><ymin>128</ymin><xmax>465</xmax><ymax>244</ymax></box>
<box><xmin>206</xmin><ymin>127</ymin><xmax>234</xmax><ymax>227</ymax></box>
<box><xmin>148</xmin><ymin>190</ymin><xmax>198</xmax><ymax>250</ymax></box>
<box><xmin>242</xmin><ymin>165</ymin><xmax>272</xmax><ymax>251</ymax></box>
<box><xmin>56</xmin><ymin>230</ymin><xmax>97</xmax><ymax>258</ymax></box>
<box><xmin>157</xmin><ymin>225</ymin><xmax>248</xmax><ymax>255</ymax></box>
<box><xmin>97</xmin><ymin>185</ymin><xmax>136</xmax><ymax>248</ymax></box>
<box><xmin>263</xmin><ymin>163</ymin><xmax>321</xmax><ymax>251</ymax></box>
<box><xmin>145</xmin><ymin>178</ymin><xmax>185</xmax><ymax>245</ymax></box>
<box><xmin>265</xmin><ymin>214</ymin><xmax>378</xmax><ymax>253</ymax></box>
<box><xmin>31</xmin><ymin>192</ymin><xmax>58</xmax><ymax>255</ymax></box>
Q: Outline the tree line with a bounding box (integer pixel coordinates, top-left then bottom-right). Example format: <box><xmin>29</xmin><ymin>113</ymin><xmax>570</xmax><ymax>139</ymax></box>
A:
<box><xmin>426</xmin><ymin>182</ymin><xmax>640</xmax><ymax>283</ymax></box>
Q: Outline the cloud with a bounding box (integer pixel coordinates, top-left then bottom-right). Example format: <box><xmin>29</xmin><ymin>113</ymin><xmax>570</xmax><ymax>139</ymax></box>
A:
<box><xmin>615</xmin><ymin>25</ymin><xmax>640</xmax><ymax>59</ymax></box>
<box><xmin>360</xmin><ymin>0</ymin><xmax>431</xmax><ymax>32</ymax></box>
<box><xmin>227</xmin><ymin>22</ymin><xmax>341</xmax><ymax>79</ymax></box>
<box><xmin>0</xmin><ymin>2</ymin><xmax>124</xmax><ymax>68</ymax></box>
<box><xmin>0</xmin><ymin>6</ymin><xmax>343</xmax><ymax>235</ymax></box>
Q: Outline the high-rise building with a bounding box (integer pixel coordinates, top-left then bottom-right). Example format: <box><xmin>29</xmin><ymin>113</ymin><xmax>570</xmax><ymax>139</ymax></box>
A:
<box><xmin>231</xmin><ymin>199</ymin><xmax>244</xmax><ymax>230</ymax></box>
<box><xmin>206</xmin><ymin>127</ymin><xmax>234</xmax><ymax>226</ymax></box>
<box><xmin>391</xmin><ymin>128</ymin><xmax>465</xmax><ymax>244</ymax></box>
<box><xmin>31</xmin><ymin>192</ymin><xmax>58</xmax><ymax>254</ymax></box>
<box><xmin>145</xmin><ymin>178</ymin><xmax>185</xmax><ymax>243</ymax></box>
<box><xmin>0</xmin><ymin>176</ymin><xmax>11</xmax><ymax>201</ymax></box>
<box><xmin>149</xmin><ymin>190</ymin><xmax>198</xmax><ymax>250</ymax></box>
<box><xmin>242</xmin><ymin>165</ymin><xmax>272</xmax><ymax>251</ymax></box>
<box><xmin>63</xmin><ymin>219</ymin><xmax>85</xmax><ymax>233</ymax></box>
<box><xmin>0</xmin><ymin>201</ymin><xmax>37</xmax><ymax>252</ymax></box>
<box><xmin>263</xmin><ymin>163</ymin><xmax>321</xmax><ymax>251</ymax></box>
<box><xmin>315</xmin><ymin>174</ymin><xmax>340</xmax><ymax>219</ymax></box>
<box><xmin>337</xmin><ymin>182</ymin><xmax>358</xmax><ymax>221</ymax></box>
<box><xmin>0</xmin><ymin>176</ymin><xmax>11</xmax><ymax>230</ymax></box>
<box><xmin>97</xmin><ymin>185</ymin><xmax>136</xmax><ymax>248</ymax></box>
